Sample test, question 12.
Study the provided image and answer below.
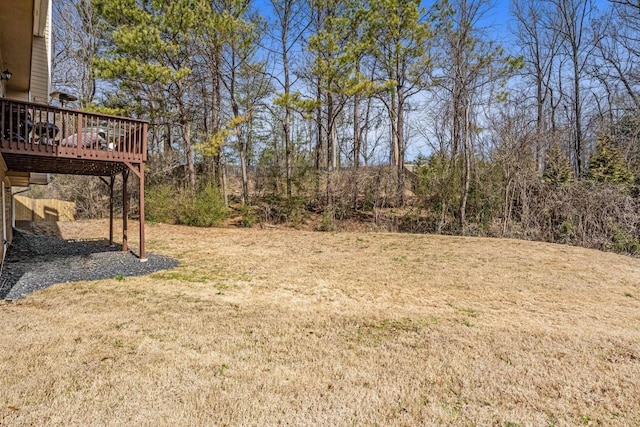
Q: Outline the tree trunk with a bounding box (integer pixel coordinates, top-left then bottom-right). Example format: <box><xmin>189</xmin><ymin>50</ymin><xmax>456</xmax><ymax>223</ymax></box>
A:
<box><xmin>239</xmin><ymin>134</ymin><xmax>250</xmax><ymax>204</ymax></box>
<box><xmin>282</xmin><ymin>6</ymin><xmax>293</xmax><ymax>198</ymax></box>
<box><xmin>459</xmin><ymin>101</ymin><xmax>471</xmax><ymax>233</ymax></box>
<box><xmin>573</xmin><ymin>45</ymin><xmax>582</xmax><ymax>175</ymax></box>
<box><xmin>182</xmin><ymin>120</ymin><xmax>196</xmax><ymax>193</ymax></box>
<box><xmin>396</xmin><ymin>88</ymin><xmax>405</xmax><ymax>207</ymax></box>
<box><xmin>352</xmin><ymin>93</ymin><xmax>361</xmax><ymax>210</ymax></box>
<box><xmin>315</xmin><ymin>81</ymin><xmax>324</xmax><ymax>199</ymax></box>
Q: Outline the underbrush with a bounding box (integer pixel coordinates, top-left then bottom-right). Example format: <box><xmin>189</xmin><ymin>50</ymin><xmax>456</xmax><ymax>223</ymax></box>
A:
<box><xmin>145</xmin><ymin>179</ymin><xmax>640</xmax><ymax>256</ymax></box>
<box><xmin>147</xmin><ymin>183</ymin><xmax>226</xmax><ymax>227</ymax></box>
<box><xmin>52</xmin><ymin>168</ymin><xmax>640</xmax><ymax>256</ymax></box>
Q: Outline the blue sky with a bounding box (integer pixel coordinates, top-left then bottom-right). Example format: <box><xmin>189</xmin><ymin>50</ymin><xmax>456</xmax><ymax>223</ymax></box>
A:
<box><xmin>254</xmin><ymin>0</ymin><xmax>614</xmax><ymax>47</ymax></box>
<box><xmin>472</xmin><ymin>0</ymin><xmax>612</xmax><ymax>46</ymax></box>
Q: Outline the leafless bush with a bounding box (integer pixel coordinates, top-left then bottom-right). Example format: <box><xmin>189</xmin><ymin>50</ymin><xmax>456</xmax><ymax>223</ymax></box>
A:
<box><xmin>43</xmin><ymin>174</ymin><xmax>140</xmax><ymax>220</ymax></box>
<box><xmin>510</xmin><ymin>180</ymin><xmax>640</xmax><ymax>254</ymax></box>
<box><xmin>325</xmin><ymin>166</ymin><xmax>398</xmax><ymax>211</ymax></box>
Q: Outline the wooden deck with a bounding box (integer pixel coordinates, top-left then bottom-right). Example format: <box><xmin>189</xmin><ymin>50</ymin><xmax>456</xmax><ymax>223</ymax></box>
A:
<box><xmin>1</xmin><ymin>98</ymin><xmax>148</xmax><ymax>259</ymax></box>
<box><xmin>1</xmin><ymin>99</ymin><xmax>147</xmax><ymax>176</ymax></box>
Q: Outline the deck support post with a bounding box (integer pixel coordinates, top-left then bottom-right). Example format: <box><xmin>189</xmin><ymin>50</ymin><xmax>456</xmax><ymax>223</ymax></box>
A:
<box><xmin>109</xmin><ymin>175</ymin><xmax>115</xmax><ymax>246</ymax></box>
<box><xmin>139</xmin><ymin>163</ymin><xmax>146</xmax><ymax>261</ymax></box>
<box><xmin>123</xmin><ymin>161</ymin><xmax>146</xmax><ymax>260</ymax></box>
<box><xmin>99</xmin><ymin>176</ymin><xmax>116</xmax><ymax>246</ymax></box>
<box><xmin>122</xmin><ymin>169</ymin><xmax>129</xmax><ymax>253</ymax></box>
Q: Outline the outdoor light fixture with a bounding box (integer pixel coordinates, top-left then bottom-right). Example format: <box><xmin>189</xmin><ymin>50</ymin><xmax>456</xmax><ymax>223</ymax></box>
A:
<box><xmin>1</xmin><ymin>69</ymin><xmax>11</xmax><ymax>81</ymax></box>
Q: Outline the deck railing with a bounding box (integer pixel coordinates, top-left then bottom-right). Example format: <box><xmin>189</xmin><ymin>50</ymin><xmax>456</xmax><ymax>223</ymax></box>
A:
<box><xmin>0</xmin><ymin>98</ymin><xmax>147</xmax><ymax>163</ymax></box>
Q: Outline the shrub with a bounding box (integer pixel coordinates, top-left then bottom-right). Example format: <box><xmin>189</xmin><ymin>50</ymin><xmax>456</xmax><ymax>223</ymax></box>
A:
<box><xmin>176</xmin><ymin>184</ymin><xmax>227</xmax><ymax>227</ymax></box>
<box><xmin>240</xmin><ymin>205</ymin><xmax>258</xmax><ymax>227</ymax></box>
<box><xmin>146</xmin><ymin>183</ymin><xmax>177</xmax><ymax>223</ymax></box>
<box><xmin>319</xmin><ymin>209</ymin><xmax>335</xmax><ymax>232</ymax></box>
<box><xmin>543</xmin><ymin>144</ymin><xmax>574</xmax><ymax>187</ymax></box>
<box><xmin>259</xmin><ymin>196</ymin><xmax>307</xmax><ymax>226</ymax></box>
<box><xmin>588</xmin><ymin>135</ymin><xmax>634</xmax><ymax>187</ymax></box>
<box><xmin>612</xmin><ymin>226</ymin><xmax>640</xmax><ymax>255</ymax></box>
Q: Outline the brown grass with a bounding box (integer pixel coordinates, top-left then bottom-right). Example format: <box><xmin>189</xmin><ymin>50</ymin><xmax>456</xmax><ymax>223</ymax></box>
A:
<box><xmin>1</xmin><ymin>220</ymin><xmax>640</xmax><ymax>426</ymax></box>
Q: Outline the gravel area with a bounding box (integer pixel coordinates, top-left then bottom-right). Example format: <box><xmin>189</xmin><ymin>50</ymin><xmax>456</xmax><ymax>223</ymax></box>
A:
<box><xmin>0</xmin><ymin>229</ymin><xmax>178</xmax><ymax>300</ymax></box>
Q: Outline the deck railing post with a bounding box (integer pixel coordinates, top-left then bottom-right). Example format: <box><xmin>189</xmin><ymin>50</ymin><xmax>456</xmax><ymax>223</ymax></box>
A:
<box><xmin>142</xmin><ymin>122</ymin><xmax>148</xmax><ymax>161</ymax></box>
<box><xmin>77</xmin><ymin>113</ymin><xmax>83</xmax><ymax>156</ymax></box>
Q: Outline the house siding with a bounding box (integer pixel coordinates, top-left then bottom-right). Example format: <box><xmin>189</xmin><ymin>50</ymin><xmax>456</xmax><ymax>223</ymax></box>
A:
<box><xmin>30</xmin><ymin>0</ymin><xmax>51</xmax><ymax>104</ymax></box>
<box><xmin>0</xmin><ymin>49</ymin><xmax>5</xmax><ymax>98</ymax></box>
<box><xmin>0</xmin><ymin>160</ymin><xmax>12</xmax><ymax>264</ymax></box>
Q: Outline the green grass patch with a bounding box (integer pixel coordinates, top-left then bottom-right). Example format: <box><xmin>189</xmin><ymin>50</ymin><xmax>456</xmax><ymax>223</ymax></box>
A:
<box><xmin>151</xmin><ymin>270</ymin><xmax>214</xmax><ymax>283</ymax></box>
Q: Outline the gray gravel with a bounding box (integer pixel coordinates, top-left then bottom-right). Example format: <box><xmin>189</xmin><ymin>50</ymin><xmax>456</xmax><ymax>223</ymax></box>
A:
<box><xmin>0</xmin><ymin>229</ymin><xmax>178</xmax><ymax>300</ymax></box>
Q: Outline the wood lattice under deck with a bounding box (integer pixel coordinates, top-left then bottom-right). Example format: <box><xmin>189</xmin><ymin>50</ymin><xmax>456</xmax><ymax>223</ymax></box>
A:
<box><xmin>0</xmin><ymin>98</ymin><xmax>149</xmax><ymax>259</ymax></box>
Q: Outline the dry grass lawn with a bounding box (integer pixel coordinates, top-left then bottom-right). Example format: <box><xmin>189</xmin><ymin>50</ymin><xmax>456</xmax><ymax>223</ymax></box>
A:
<box><xmin>1</xmin><ymin>220</ymin><xmax>640</xmax><ymax>426</ymax></box>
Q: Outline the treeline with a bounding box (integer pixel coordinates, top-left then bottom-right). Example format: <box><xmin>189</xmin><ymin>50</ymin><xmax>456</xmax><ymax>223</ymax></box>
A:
<box><xmin>47</xmin><ymin>0</ymin><xmax>640</xmax><ymax>254</ymax></box>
